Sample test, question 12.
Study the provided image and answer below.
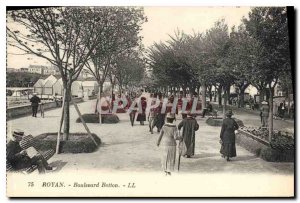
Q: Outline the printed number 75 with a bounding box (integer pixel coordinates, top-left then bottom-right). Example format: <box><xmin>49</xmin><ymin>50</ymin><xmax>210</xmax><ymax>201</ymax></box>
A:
<box><xmin>28</xmin><ymin>182</ymin><xmax>34</xmax><ymax>187</ymax></box>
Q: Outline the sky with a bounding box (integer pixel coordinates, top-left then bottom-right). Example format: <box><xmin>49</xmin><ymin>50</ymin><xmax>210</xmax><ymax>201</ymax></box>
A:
<box><xmin>7</xmin><ymin>6</ymin><xmax>251</xmax><ymax>69</ymax></box>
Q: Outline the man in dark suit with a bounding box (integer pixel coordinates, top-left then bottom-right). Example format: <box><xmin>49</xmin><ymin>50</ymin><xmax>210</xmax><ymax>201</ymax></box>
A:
<box><xmin>30</xmin><ymin>92</ymin><xmax>41</xmax><ymax>117</ymax></box>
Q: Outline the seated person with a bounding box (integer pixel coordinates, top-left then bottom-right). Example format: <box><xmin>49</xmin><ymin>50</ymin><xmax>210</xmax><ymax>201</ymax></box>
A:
<box><xmin>202</xmin><ymin>101</ymin><xmax>213</xmax><ymax>118</ymax></box>
<box><xmin>207</xmin><ymin>102</ymin><xmax>213</xmax><ymax>112</ymax></box>
<box><xmin>7</xmin><ymin>129</ymin><xmax>55</xmax><ymax>174</ymax></box>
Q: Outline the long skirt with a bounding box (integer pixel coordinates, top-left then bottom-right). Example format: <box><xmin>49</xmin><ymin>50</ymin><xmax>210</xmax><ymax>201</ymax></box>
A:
<box><xmin>161</xmin><ymin>145</ymin><xmax>176</xmax><ymax>172</ymax></box>
<box><xmin>136</xmin><ymin>112</ymin><xmax>146</xmax><ymax>121</ymax></box>
<box><xmin>156</xmin><ymin>114</ymin><xmax>165</xmax><ymax>130</ymax></box>
<box><xmin>183</xmin><ymin>134</ymin><xmax>195</xmax><ymax>156</ymax></box>
<box><xmin>129</xmin><ymin>112</ymin><xmax>136</xmax><ymax>126</ymax></box>
<box><xmin>220</xmin><ymin>142</ymin><xmax>237</xmax><ymax>158</ymax></box>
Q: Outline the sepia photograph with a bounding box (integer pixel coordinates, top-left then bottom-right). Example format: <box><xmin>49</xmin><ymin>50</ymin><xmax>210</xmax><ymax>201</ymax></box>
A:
<box><xmin>5</xmin><ymin>5</ymin><xmax>295</xmax><ymax>197</ymax></box>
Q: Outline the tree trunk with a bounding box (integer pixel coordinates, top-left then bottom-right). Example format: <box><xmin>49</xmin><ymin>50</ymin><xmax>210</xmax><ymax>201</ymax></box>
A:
<box><xmin>208</xmin><ymin>85</ymin><xmax>212</xmax><ymax>102</ymax></box>
<box><xmin>111</xmin><ymin>83</ymin><xmax>114</xmax><ymax>98</ymax></box>
<box><xmin>190</xmin><ymin>86</ymin><xmax>195</xmax><ymax>96</ymax></box>
<box><xmin>287</xmin><ymin>88</ymin><xmax>291</xmax><ymax>117</ymax></box>
<box><xmin>98</xmin><ymin>85</ymin><xmax>102</xmax><ymax>124</ymax></box>
<box><xmin>197</xmin><ymin>85</ymin><xmax>201</xmax><ymax>96</ymax></box>
<box><xmin>239</xmin><ymin>89</ymin><xmax>245</xmax><ymax>108</ymax></box>
<box><xmin>214</xmin><ymin>85</ymin><xmax>217</xmax><ymax>102</ymax></box>
<box><xmin>119</xmin><ymin>84</ymin><xmax>122</xmax><ymax>95</ymax></box>
<box><xmin>223</xmin><ymin>85</ymin><xmax>229</xmax><ymax>119</ymax></box>
<box><xmin>63</xmin><ymin>83</ymin><xmax>71</xmax><ymax>141</ymax></box>
<box><xmin>95</xmin><ymin>81</ymin><xmax>104</xmax><ymax>117</ymax></box>
<box><xmin>182</xmin><ymin>86</ymin><xmax>186</xmax><ymax>97</ymax></box>
<box><xmin>259</xmin><ymin>88</ymin><xmax>265</xmax><ymax>104</ymax></box>
<box><xmin>268</xmin><ymin>87</ymin><xmax>274</xmax><ymax>142</ymax></box>
<box><xmin>218</xmin><ymin>85</ymin><xmax>222</xmax><ymax>107</ymax></box>
<box><xmin>56</xmin><ymin>89</ymin><xmax>66</xmax><ymax>154</ymax></box>
<box><xmin>201</xmin><ymin>84</ymin><xmax>206</xmax><ymax>111</ymax></box>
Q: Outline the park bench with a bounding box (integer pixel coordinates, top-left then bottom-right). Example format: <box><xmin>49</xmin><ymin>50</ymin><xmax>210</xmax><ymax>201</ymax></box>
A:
<box><xmin>6</xmin><ymin>135</ymin><xmax>55</xmax><ymax>174</ymax></box>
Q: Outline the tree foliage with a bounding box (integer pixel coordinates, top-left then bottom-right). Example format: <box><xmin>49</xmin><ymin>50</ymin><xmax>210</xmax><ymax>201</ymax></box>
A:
<box><xmin>7</xmin><ymin>72</ymin><xmax>41</xmax><ymax>87</ymax></box>
<box><xmin>84</xmin><ymin>7</ymin><xmax>147</xmax><ymax>93</ymax></box>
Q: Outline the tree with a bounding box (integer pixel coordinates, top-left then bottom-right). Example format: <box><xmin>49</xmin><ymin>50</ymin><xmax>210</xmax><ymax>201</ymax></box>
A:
<box><xmin>84</xmin><ymin>7</ymin><xmax>146</xmax><ymax>111</ymax></box>
<box><xmin>7</xmin><ymin>72</ymin><xmax>41</xmax><ymax>87</ymax></box>
<box><xmin>227</xmin><ymin>25</ymin><xmax>264</xmax><ymax>107</ymax></box>
<box><xmin>243</xmin><ymin>7</ymin><xmax>292</xmax><ymax>141</ymax></box>
<box><xmin>202</xmin><ymin>20</ymin><xmax>233</xmax><ymax>117</ymax></box>
<box><xmin>113</xmin><ymin>51</ymin><xmax>145</xmax><ymax>94</ymax></box>
<box><xmin>7</xmin><ymin>7</ymin><xmax>105</xmax><ymax>140</ymax></box>
<box><xmin>147</xmin><ymin>31</ymin><xmax>200</xmax><ymax>96</ymax></box>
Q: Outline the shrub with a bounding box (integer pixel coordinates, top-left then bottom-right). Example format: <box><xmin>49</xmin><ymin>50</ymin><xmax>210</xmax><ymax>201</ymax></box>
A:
<box><xmin>35</xmin><ymin>133</ymin><xmax>101</xmax><ymax>153</ymax></box>
<box><xmin>76</xmin><ymin>113</ymin><xmax>119</xmax><ymax>124</ymax></box>
<box><xmin>206</xmin><ymin>117</ymin><xmax>244</xmax><ymax>127</ymax></box>
<box><xmin>76</xmin><ymin>114</ymin><xmax>99</xmax><ymax>123</ymax></box>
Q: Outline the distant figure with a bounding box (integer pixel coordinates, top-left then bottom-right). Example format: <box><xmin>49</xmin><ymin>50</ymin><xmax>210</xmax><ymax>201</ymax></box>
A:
<box><xmin>178</xmin><ymin>112</ymin><xmax>199</xmax><ymax>158</ymax></box>
<box><xmin>155</xmin><ymin>95</ymin><xmax>165</xmax><ymax>132</ymax></box>
<box><xmin>129</xmin><ymin>93</ymin><xmax>137</xmax><ymax>126</ymax></box>
<box><xmin>278</xmin><ymin>102</ymin><xmax>285</xmax><ymax>119</ymax></box>
<box><xmin>219</xmin><ymin>110</ymin><xmax>239</xmax><ymax>161</ymax></box>
<box><xmin>30</xmin><ymin>93</ymin><xmax>40</xmax><ymax>117</ymax></box>
<box><xmin>6</xmin><ymin>129</ymin><xmax>55</xmax><ymax>174</ymax></box>
<box><xmin>157</xmin><ymin>113</ymin><xmax>181</xmax><ymax>176</ymax></box>
<box><xmin>202</xmin><ymin>101</ymin><xmax>213</xmax><ymax>118</ymax></box>
<box><xmin>53</xmin><ymin>93</ymin><xmax>61</xmax><ymax>107</ymax></box>
<box><xmin>136</xmin><ymin>97</ymin><xmax>147</xmax><ymax>125</ymax></box>
<box><xmin>148</xmin><ymin>94</ymin><xmax>157</xmax><ymax>134</ymax></box>
<box><xmin>260</xmin><ymin>101</ymin><xmax>269</xmax><ymax>127</ymax></box>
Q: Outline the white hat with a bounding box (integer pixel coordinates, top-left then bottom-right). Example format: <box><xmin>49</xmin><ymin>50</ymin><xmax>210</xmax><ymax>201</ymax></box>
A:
<box><xmin>261</xmin><ymin>101</ymin><xmax>268</xmax><ymax>104</ymax></box>
<box><xmin>13</xmin><ymin>129</ymin><xmax>25</xmax><ymax>137</ymax></box>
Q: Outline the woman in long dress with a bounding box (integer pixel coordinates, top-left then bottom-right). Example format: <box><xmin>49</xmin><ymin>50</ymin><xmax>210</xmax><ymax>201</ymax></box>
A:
<box><xmin>157</xmin><ymin>113</ymin><xmax>181</xmax><ymax>175</ymax></box>
<box><xmin>220</xmin><ymin>110</ymin><xmax>239</xmax><ymax>161</ymax></box>
<box><xmin>136</xmin><ymin>96</ymin><xmax>147</xmax><ymax>125</ymax></box>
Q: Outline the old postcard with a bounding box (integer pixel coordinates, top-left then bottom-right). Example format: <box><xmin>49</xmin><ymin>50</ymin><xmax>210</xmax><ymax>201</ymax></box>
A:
<box><xmin>6</xmin><ymin>6</ymin><xmax>294</xmax><ymax>197</ymax></box>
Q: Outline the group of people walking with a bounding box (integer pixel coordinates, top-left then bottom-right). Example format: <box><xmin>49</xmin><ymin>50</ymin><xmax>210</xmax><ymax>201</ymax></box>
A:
<box><xmin>127</xmin><ymin>91</ymin><xmax>239</xmax><ymax>176</ymax></box>
<box><xmin>11</xmin><ymin>90</ymin><xmax>239</xmax><ymax>175</ymax></box>
<box><xmin>156</xmin><ymin>109</ymin><xmax>238</xmax><ymax>175</ymax></box>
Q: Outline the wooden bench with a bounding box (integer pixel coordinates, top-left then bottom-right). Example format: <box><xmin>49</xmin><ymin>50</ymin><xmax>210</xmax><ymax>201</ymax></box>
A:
<box><xmin>6</xmin><ymin>135</ymin><xmax>55</xmax><ymax>173</ymax></box>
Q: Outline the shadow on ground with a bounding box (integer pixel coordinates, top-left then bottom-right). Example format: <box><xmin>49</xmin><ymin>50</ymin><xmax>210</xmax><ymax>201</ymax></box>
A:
<box><xmin>48</xmin><ymin>160</ymin><xmax>68</xmax><ymax>173</ymax></box>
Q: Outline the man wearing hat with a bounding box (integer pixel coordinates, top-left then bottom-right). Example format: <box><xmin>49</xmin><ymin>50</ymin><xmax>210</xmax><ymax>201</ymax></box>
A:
<box><xmin>178</xmin><ymin>111</ymin><xmax>199</xmax><ymax>158</ymax></box>
<box><xmin>7</xmin><ymin>129</ymin><xmax>54</xmax><ymax>173</ymax></box>
<box><xmin>260</xmin><ymin>101</ymin><xmax>269</xmax><ymax>127</ymax></box>
<box><xmin>220</xmin><ymin>110</ymin><xmax>239</xmax><ymax>161</ymax></box>
<box><xmin>30</xmin><ymin>92</ymin><xmax>41</xmax><ymax>117</ymax></box>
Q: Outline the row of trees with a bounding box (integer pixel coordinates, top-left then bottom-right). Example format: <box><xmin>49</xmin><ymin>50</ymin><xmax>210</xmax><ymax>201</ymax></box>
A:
<box><xmin>147</xmin><ymin>7</ymin><xmax>293</xmax><ymax>141</ymax></box>
<box><xmin>7</xmin><ymin>72</ymin><xmax>40</xmax><ymax>87</ymax></box>
<box><xmin>7</xmin><ymin>7</ymin><xmax>147</xmax><ymax>141</ymax></box>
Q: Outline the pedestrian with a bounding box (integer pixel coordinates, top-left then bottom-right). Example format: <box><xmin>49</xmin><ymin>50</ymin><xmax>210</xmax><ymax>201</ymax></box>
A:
<box><xmin>148</xmin><ymin>94</ymin><xmax>158</xmax><ymax>134</ymax></box>
<box><xmin>136</xmin><ymin>96</ymin><xmax>147</xmax><ymax>125</ymax></box>
<box><xmin>6</xmin><ymin>129</ymin><xmax>56</xmax><ymax>174</ymax></box>
<box><xmin>278</xmin><ymin>102</ymin><xmax>285</xmax><ymax>119</ymax></box>
<box><xmin>53</xmin><ymin>93</ymin><xmax>61</xmax><ymax>107</ymax></box>
<box><xmin>30</xmin><ymin>92</ymin><xmax>40</xmax><ymax>117</ymax></box>
<box><xmin>157</xmin><ymin>113</ymin><xmax>181</xmax><ymax>176</ymax></box>
<box><xmin>219</xmin><ymin>110</ymin><xmax>239</xmax><ymax>161</ymax></box>
<box><xmin>129</xmin><ymin>93</ymin><xmax>137</xmax><ymax>127</ymax></box>
<box><xmin>40</xmin><ymin>100</ymin><xmax>45</xmax><ymax>118</ymax></box>
<box><xmin>155</xmin><ymin>95</ymin><xmax>165</xmax><ymax>132</ymax></box>
<box><xmin>260</xmin><ymin>101</ymin><xmax>269</xmax><ymax>127</ymax></box>
<box><xmin>178</xmin><ymin>111</ymin><xmax>199</xmax><ymax>158</ymax></box>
